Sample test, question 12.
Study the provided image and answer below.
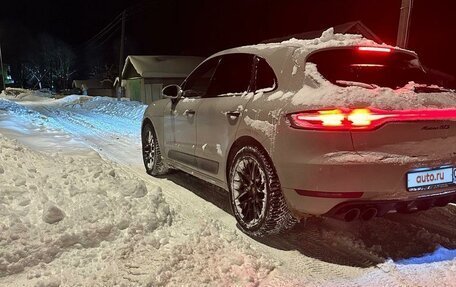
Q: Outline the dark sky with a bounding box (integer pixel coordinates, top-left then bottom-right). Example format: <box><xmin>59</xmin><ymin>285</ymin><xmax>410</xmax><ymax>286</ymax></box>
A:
<box><xmin>0</xmin><ymin>0</ymin><xmax>455</xmax><ymax>80</ymax></box>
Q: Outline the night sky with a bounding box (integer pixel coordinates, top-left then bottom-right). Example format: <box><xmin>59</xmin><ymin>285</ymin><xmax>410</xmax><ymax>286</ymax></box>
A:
<box><xmin>0</xmin><ymin>0</ymin><xmax>455</xmax><ymax>82</ymax></box>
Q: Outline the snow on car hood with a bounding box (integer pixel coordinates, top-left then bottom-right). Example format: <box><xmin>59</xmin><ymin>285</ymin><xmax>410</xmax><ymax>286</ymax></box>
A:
<box><xmin>290</xmin><ymin>63</ymin><xmax>456</xmax><ymax>110</ymax></box>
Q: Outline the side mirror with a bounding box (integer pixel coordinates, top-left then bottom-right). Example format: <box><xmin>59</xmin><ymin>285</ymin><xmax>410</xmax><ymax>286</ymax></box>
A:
<box><xmin>162</xmin><ymin>84</ymin><xmax>183</xmax><ymax>100</ymax></box>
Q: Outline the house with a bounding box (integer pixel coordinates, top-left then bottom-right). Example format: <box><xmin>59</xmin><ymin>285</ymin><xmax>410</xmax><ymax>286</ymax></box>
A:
<box><xmin>1</xmin><ymin>64</ymin><xmax>14</xmax><ymax>88</ymax></box>
<box><xmin>72</xmin><ymin>79</ymin><xmax>114</xmax><ymax>97</ymax></box>
<box><xmin>121</xmin><ymin>56</ymin><xmax>204</xmax><ymax>104</ymax></box>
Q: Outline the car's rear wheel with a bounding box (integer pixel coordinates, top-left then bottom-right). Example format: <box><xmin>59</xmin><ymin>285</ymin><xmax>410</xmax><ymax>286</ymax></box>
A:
<box><xmin>142</xmin><ymin>123</ymin><xmax>168</xmax><ymax>176</ymax></box>
<box><xmin>228</xmin><ymin>145</ymin><xmax>297</xmax><ymax>237</ymax></box>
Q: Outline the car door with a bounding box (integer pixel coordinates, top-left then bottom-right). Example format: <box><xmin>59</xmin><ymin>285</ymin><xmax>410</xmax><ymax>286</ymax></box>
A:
<box><xmin>195</xmin><ymin>53</ymin><xmax>256</xmax><ymax>182</ymax></box>
<box><xmin>163</xmin><ymin>57</ymin><xmax>221</xmax><ymax>168</ymax></box>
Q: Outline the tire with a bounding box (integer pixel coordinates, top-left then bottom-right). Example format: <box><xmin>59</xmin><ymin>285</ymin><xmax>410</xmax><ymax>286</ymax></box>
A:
<box><xmin>228</xmin><ymin>145</ymin><xmax>297</xmax><ymax>237</ymax></box>
<box><xmin>142</xmin><ymin>123</ymin><xmax>169</xmax><ymax>176</ymax></box>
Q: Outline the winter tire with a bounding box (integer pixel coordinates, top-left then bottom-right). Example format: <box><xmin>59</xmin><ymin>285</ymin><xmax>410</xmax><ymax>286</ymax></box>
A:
<box><xmin>142</xmin><ymin>123</ymin><xmax>169</xmax><ymax>176</ymax></box>
<box><xmin>228</xmin><ymin>145</ymin><xmax>297</xmax><ymax>237</ymax></box>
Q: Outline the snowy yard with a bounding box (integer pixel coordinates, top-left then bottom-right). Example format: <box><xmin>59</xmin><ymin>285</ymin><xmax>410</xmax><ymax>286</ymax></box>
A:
<box><xmin>0</xmin><ymin>89</ymin><xmax>455</xmax><ymax>286</ymax></box>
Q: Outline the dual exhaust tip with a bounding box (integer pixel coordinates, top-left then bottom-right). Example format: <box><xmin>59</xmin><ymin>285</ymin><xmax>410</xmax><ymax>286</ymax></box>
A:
<box><xmin>343</xmin><ymin>207</ymin><xmax>378</xmax><ymax>222</ymax></box>
<box><xmin>330</xmin><ymin>196</ymin><xmax>456</xmax><ymax>222</ymax></box>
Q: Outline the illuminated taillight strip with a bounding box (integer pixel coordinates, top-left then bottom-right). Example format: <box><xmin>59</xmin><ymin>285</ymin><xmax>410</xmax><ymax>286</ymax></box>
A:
<box><xmin>289</xmin><ymin>108</ymin><xmax>456</xmax><ymax>131</ymax></box>
<box><xmin>358</xmin><ymin>46</ymin><xmax>392</xmax><ymax>53</ymax></box>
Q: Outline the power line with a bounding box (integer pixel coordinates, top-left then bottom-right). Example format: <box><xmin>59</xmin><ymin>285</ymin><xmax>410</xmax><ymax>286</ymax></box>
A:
<box><xmin>81</xmin><ymin>1</ymin><xmax>158</xmax><ymax>50</ymax></box>
<box><xmin>92</xmin><ymin>26</ymin><xmax>121</xmax><ymax>50</ymax></box>
<box><xmin>83</xmin><ymin>15</ymin><xmax>122</xmax><ymax>48</ymax></box>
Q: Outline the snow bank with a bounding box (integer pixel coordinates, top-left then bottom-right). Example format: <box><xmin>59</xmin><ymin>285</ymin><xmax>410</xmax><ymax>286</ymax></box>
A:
<box><xmin>54</xmin><ymin>95</ymin><xmax>147</xmax><ymax>122</ymax></box>
<box><xmin>1</xmin><ymin>89</ymin><xmax>147</xmax><ymax>122</ymax></box>
<box><xmin>0</xmin><ymin>135</ymin><xmax>276</xmax><ymax>286</ymax></box>
<box><xmin>1</xmin><ymin>88</ymin><xmax>54</xmax><ymax>102</ymax></box>
<box><xmin>244</xmin><ymin>28</ymin><xmax>384</xmax><ymax>56</ymax></box>
<box><xmin>285</xmin><ymin>27</ymin><xmax>383</xmax><ymax>55</ymax></box>
<box><xmin>0</xmin><ymin>134</ymin><xmax>172</xmax><ymax>278</ymax></box>
<box><xmin>123</xmin><ymin>221</ymin><xmax>276</xmax><ymax>287</ymax></box>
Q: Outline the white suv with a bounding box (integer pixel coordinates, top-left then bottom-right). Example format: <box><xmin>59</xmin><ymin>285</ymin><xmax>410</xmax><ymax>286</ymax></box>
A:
<box><xmin>142</xmin><ymin>31</ymin><xmax>456</xmax><ymax>236</ymax></box>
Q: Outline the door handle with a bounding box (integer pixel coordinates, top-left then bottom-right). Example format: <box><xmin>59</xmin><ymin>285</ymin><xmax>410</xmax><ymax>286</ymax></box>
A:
<box><xmin>184</xmin><ymin>109</ymin><xmax>196</xmax><ymax>116</ymax></box>
<box><xmin>226</xmin><ymin>111</ymin><xmax>241</xmax><ymax>118</ymax></box>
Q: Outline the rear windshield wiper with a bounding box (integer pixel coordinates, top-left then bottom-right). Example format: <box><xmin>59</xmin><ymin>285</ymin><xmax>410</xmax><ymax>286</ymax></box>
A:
<box><xmin>335</xmin><ymin>80</ymin><xmax>377</xmax><ymax>89</ymax></box>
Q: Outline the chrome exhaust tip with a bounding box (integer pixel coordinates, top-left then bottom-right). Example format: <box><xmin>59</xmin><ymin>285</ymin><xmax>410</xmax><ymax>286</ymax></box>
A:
<box><xmin>343</xmin><ymin>208</ymin><xmax>361</xmax><ymax>222</ymax></box>
<box><xmin>360</xmin><ymin>208</ymin><xmax>378</xmax><ymax>221</ymax></box>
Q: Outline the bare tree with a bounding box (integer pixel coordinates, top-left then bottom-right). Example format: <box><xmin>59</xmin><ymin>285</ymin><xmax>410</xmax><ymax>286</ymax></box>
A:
<box><xmin>89</xmin><ymin>63</ymin><xmax>117</xmax><ymax>81</ymax></box>
<box><xmin>24</xmin><ymin>34</ymin><xmax>75</xmax><ymax>90</ymax></box>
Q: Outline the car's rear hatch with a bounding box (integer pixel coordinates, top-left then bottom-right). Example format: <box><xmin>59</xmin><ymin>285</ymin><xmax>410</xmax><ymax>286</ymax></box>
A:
<box><xmin>305</xmin><ymin>46</ymin><xmax>456</xmax><ymax>192</ymax></box>
<box><xmin>351</xmin><ymin>120</ymin><xmax>456</xmax><ymax>163</ymax></box>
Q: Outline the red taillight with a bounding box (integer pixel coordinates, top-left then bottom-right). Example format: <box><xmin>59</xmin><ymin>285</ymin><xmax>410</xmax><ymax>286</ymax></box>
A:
<box><xmin>288</xmin><ymin>108</ymin><xmax>456</xmax><ymax>131</ymax></box>
<box><xmin>358</xmin><ymin>46</ymin><xmax>392</xmax><ymax>53</ymax></box>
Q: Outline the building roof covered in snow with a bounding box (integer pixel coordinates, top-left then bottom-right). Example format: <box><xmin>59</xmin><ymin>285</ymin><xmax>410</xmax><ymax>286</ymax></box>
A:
<box><xmin>122</xmin><ymin>56</ymin><xmax>204</xmax><ymax>79</ymax></box>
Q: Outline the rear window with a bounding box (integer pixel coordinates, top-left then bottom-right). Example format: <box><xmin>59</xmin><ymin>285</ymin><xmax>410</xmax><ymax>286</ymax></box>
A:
<box><xmin>307</xmin><ymin>48</ymin><xmax>438</xmax><ymax>89</ymax></box>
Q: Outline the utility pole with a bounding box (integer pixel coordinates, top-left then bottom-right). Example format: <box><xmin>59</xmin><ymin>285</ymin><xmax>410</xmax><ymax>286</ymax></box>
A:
<box><xmin>0</xmin><ymin>43</ymin><xmax>5</xmax><ymax>92</ymax></box>
<box><xmin>397</xmin><ymin>0</ymin><xmax>414</xmax><ymax>48</ymax></box>
<box><xmin>117</xmin><ymin>10</ymin><xmax>127</xmax><ymax>101</ymax></box>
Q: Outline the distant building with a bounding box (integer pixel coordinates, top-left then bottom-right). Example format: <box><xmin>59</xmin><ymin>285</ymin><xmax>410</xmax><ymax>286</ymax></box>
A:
<box><xmin>121</xmin><ymin>56</ymin><xmax>204</xmax><ymax>104</ymax></box>
<box><xmin>72</xmin><ymin>79</ymin><xmax>114</xmax><ymax>97</ymax></box>
<box><xmin>1</xmin><ymin>64</ymin><xmax>14</xmax><ymax>88</ymax></box>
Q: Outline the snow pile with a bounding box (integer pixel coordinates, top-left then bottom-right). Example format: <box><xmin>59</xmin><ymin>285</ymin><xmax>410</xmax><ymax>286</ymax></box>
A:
<box><xmin>1</xmin><ymin>90</ymin><xmax>147</xmax><ymax>148</ymax></box>
<box><xmin>1</xmin><ymin>89</ymin><xmax>147</xmax><ymax>123</ymax></box>
<box><xmin>54</xmin><ymin>95</ymin><xmax>147</xmax><ymax>122</ymax></box>
<box><xmin>0</xmin><ymin>134</ymin><xmax>172</xmax><ymax>278</ymax></box>
<box><xmin>246</xmin><ymin>28</ymin><xmax>383</xmax><ymax>55</ymax></box>
<box><xmin>0</xmin><ymin>135</ymin><xmax>277</xmax><ymax>286</ymax></box>
<box><xmin>285</xmin><ymin>27</ymin><xmax>383</xmax><ymax>55</ymax></box>
<box><xmin>1</xmin><ymin>88</ymin><xmax>54</xmax><ymax>102</ymax></box>
<box><xmin>0</xmin><ymin>97</ymin><xmax>46</xmax><ymax>121</ymax></box>
<box><xmin>117</xmin><ymin>221</ymin><xmax>276</xmax><ymax>287</ymax></box>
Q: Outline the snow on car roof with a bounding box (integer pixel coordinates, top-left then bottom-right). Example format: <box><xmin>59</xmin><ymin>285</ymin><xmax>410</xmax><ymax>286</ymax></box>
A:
<box><xmin>211</xmin><ymin>28</ymin><xmax>407</xmax><ymax>60</ymax></box>
<box><xmin>208</xmin><ymin>28</ymin><xmax>416</xmax><ymax>88</ymax></box>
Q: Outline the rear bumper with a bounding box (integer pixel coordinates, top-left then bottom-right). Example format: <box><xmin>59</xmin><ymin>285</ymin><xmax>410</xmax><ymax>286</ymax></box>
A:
<box><xmin>277</xmin><ymin>150</ymin><xmax>456</xmax><ymax>216</ymax></box>
<box><xmin>323</xmin><ymin>190</ymin><xmax>456</xmax><ymax>221</ymax></box>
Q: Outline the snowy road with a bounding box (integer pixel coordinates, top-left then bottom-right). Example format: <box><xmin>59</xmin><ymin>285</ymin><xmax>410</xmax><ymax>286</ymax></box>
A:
<box><xmin>1</xmin><ymin>91</ymin><xmax>456</xmax><ymax>286</ymax></box>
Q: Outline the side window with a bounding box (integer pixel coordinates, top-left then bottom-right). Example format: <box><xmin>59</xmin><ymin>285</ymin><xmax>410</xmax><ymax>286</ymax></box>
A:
<box><xmin>182</xmin><ymin>57</ymin><xmax>220</xmax><ymax>98</ymax></box>
<box><xmin>206</xmin><ymin>54</ymin><xmax>254</xmax><ymax>97</ymax></box>
<box><xmin>255</xmin><ymin>57</ymin><xmax>277</xmax><ymax>91</ymax></box>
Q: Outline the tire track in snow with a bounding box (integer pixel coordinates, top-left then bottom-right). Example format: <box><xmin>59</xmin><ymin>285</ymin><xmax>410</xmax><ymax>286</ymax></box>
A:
<box><xmin>386</xmin><ymin>206</ymin><xmax>456</xmax><ymax>244</ymax></box>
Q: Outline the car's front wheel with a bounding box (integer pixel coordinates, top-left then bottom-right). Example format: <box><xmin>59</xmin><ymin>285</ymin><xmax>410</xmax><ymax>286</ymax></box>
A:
<box><xmin>142</xmin><ymin>123</ymin><xmax>168</xmax><ymax>176</ymax></box>
<box><xmin>228</xmin><ymin>146</ymin><xmax>297</xmax><ymax>237</ymax></box>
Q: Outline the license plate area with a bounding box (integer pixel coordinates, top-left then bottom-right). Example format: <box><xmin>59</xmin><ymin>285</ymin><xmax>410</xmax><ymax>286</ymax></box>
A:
<box><xmin>407</xmin><ymin>167</ymin><xmax>456</xmax><ymax>192</ymax></box>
